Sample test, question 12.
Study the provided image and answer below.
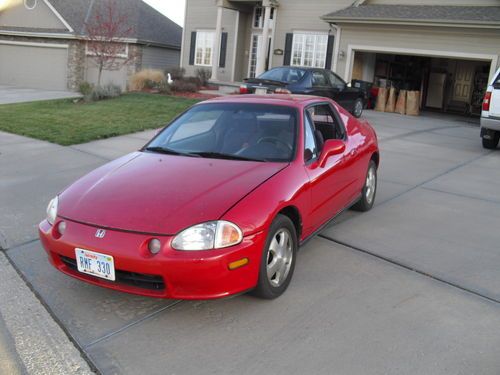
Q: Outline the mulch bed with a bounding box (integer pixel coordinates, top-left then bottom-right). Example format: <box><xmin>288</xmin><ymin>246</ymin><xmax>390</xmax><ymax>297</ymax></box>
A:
<box><xmin>172</xmin><ymin>92</ymin><xmax>220</xmax><ymax>100</ymax></box>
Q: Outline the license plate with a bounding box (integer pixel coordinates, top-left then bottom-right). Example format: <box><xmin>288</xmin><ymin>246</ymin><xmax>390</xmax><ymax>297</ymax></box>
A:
<box><xmin>255</xmin><ymin>87</ymin><xmax>268</xmax><ymax>95</ymax></box>
<box><xmin>75</xmin><ymin>248</ymin><xmax>115</xmax><ymax>281</ymax></box>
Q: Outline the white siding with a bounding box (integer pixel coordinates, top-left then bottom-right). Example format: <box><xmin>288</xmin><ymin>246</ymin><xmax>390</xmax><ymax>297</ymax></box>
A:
<box><xmin>336</xmin><ymin>24</ymin><xmax>500</xmax><ymax>82</ymax></box>
<box><xmin>0</xmin><ymin>1</ymin><xmax>68</xmax><ymax>30</ymax></box>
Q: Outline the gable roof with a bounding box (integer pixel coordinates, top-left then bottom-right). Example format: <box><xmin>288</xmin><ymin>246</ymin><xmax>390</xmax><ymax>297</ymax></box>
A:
<box><xmin>322</xmin><ymin>5</ymin><xmax>500</xmax><ymax>27</ymax></box>
<box><xmin>1</xmin><ymin>0</ymin><xmax>182</xmax><ymax>48</ymax></box>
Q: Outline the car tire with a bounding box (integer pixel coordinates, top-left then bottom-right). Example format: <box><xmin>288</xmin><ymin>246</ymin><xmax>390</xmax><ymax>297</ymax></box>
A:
<box><xmin>252</xmin><ymin>214</ymin><xmax>297</xmax><ymax>299</ymax></box>
<box><xmin>352</xmin><ymin>160</ymin><xmax>377</xmax><ymax>212</ymax></box>
<box><xmin>482</xmin><ymin>131</ymin><xmax>500</xmax><ymax>149</ymax></box>
<box><xmin>352</xmin><ymin>98</ymin><xmax>364</xmax><ymax>118</ymax></box>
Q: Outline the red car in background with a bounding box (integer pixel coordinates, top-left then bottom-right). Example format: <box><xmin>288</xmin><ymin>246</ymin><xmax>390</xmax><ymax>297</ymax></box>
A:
<box><xmin>39</xmin><ymin>95</ymin><xmax>379</xmax><ymax>300</ymax></box>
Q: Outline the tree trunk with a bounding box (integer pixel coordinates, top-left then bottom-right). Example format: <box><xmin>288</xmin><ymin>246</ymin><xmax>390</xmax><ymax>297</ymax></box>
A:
<box><xmin>97</xmin><ymin>63</ymin><xmax>104</xmax><ymax>87</ymax></box>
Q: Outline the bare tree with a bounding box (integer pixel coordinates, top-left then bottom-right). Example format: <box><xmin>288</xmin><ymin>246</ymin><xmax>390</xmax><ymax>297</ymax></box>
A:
<box><xmin>84</xmin><ymin>0</ymin><xmax>135</xmax><ymax>86</ymax></box>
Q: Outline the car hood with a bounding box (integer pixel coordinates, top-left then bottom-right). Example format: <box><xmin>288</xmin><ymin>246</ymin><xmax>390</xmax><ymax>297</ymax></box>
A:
<box><xmin>59</xmin><ymin>152</ymin><xmax>287</xmax><ymax>235</ymax></box>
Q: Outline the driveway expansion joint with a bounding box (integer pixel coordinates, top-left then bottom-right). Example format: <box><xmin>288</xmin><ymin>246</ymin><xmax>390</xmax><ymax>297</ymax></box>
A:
<box><xmin>319</xmin><ymin>234</ymin><xmax>500</xmax><ymax>306</ymax></box>
<box><xmin>84</xmin><ymin>300</ymin><xmax>184</xmax><ymax>349</ymax></box>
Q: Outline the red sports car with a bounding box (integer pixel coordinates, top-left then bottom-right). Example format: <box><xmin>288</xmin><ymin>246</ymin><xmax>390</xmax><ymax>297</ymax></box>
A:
<box><xmin>39</xmin><ymin>95</ymin><xmax>379</xmax><ymax>300</ymax></box>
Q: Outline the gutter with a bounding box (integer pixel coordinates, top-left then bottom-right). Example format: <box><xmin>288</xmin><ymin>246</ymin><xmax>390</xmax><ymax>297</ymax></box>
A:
<box><xmin>319</xmin><ymin>17</ymin><xmax>500</xmax><ymax>29</ymax></box>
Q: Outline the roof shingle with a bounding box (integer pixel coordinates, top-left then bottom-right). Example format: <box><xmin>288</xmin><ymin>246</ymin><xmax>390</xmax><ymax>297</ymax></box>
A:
<box><xmin>322</xmin><ymin>5</ymin><xmax>500</xmax><ymax>26</ymax></box>
<box><xmin>30</xmin><ymin>0</ymin><xmax>182</xmax><ymax>48</ymax></box>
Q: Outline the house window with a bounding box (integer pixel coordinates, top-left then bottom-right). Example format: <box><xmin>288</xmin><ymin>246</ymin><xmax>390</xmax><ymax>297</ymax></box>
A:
<box><xmin>253</xmin><ymin>6</ymin><xmax>274</xmax><ymax>29</ymax></box>
<box><xmin>291</xmin><ymin>33</ymin><xmax>328</xmax><ymax>68</ymax></box>
<box><xmin>195</xmin><ymin>31</ymin><xmax>215</xmax><ymax>66</ymax></box>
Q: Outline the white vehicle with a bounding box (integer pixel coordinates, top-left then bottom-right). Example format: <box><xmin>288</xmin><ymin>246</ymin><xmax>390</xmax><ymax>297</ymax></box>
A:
<box><xmin>481</xmin><ymin>67</ymin><xmax>500</xmax><ymax>149</ymax></box>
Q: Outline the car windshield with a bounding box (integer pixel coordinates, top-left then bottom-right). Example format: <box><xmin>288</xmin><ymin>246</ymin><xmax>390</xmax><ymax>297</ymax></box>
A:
<box><xmin>145</xmin><ymin>103</ymin><xmax>298</xmax><ymax>162</ymax></box>
<box><xmin>258</xmin><ymin>67</ymin><xmax>306</xmax><ymax>83</ymax></box>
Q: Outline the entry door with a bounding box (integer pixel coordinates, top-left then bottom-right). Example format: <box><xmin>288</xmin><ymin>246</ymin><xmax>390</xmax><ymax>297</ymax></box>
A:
<box><xmin>248</xmin><ymin>34</ymin><xmax>271</xmax><ymax>78</ymax></box>
<box><xmin>452</xmin><ymin>61</ymin><xmax>474</xmax><ymax>103</ymax></box>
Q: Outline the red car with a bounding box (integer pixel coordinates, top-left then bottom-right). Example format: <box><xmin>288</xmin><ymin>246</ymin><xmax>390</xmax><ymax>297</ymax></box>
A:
<box><xmin>39</xmin><ymin>95</ymin><xmax>379</xmax><ymax>300</ymax></box>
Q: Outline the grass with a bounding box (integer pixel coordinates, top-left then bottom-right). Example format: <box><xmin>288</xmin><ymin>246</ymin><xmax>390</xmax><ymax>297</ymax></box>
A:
<box><xmin>0</xmin><ymin>93</ymin><xmax>200</xmax><ymax>146</ymax></box>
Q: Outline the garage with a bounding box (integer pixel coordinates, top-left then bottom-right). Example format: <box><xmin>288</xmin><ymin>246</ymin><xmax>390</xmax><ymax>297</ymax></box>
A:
<box><xmin>323</xmin><ymin>3</ymin><xmax>500</xmax><ymax>117</ymax></box>
<box><xmin>0</xmin><ymin>41</ymin><xmax>68</xmax><ymax>91</ymax></box>
<box><xmin>349</xmin><ymin>50</ymin><xmax>493</xmax><ymax>116</ymax></box>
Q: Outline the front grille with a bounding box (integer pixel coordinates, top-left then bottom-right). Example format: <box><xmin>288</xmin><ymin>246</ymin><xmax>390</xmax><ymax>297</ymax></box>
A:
<box><xmin>60</xmin><ymin>256</ymin><xmax>165</xmax><ymax>291</ymax></box>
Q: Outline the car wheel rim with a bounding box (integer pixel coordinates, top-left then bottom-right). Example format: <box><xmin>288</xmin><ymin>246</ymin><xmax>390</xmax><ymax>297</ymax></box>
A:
<box><xmin>266</xmin><ymin>228</ymin><xmax>293</xmax><ymax>288</ymax></box>
<box><xmin>354</xmin><ymin>100</ymin><xmax>363</xmax><ymax>117</ymax></box>
<box><xmin>365</xmin><ymin>166</ymin><xmax>376</xmax><ymax>204</ymax></box>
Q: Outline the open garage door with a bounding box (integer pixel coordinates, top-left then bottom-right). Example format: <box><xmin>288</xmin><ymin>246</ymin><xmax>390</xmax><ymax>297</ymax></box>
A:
<box><xmin>347</xmin><ymin>48</ymin><xmax>495</xmax><ymax>116</ymax></box>
<box><xmin>0</xmin><ymin>42</ymin><xmax>68</xmax><ymax>91</ymax></box>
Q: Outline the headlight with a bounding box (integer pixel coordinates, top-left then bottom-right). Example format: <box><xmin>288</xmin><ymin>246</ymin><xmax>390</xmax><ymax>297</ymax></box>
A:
<box><xmin>172</xmin><ymin>221</ymin><xmax>243</xmax><ymax>251</ymax></box>
<box><xmin>46</xmin><ymin>196</ymin><xmax>58</xmax><ymax>225</ymax></box>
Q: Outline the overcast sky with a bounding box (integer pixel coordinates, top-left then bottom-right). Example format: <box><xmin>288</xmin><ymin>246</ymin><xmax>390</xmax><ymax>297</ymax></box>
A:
<box><xmin>144</xmin><ymin>0</ymin><xmax>186</xmax><ymax>27</ymax></box>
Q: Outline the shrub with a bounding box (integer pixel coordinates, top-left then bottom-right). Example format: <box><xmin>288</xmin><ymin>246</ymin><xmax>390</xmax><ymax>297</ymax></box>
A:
<box><xmin>171</xmin><ymin>80</ymin><xmax>198</xmax><ymax>93</ymax></box>
<box><xmin>129</xmin><ymin>69</ymin><xmax>166</xmax><ymax>91</ymax></box>
<box><xmin>90</xmin><ymin>84</ymin><xmax>122</xmax><ymax>101</ymax></box>
<box><xmin>157</xmin><ymin>80</ymin><xmax>171</xmax><ymax>95</ymax></box>
<box><xmin>78</xmin><ymin>81</ymin><xmax>93</xmax><ymax>96</ymax></box>
<box><xmin>195</xmin><ymin>68</ymin><xmax>212</xmax><ymax>86</ymax></box>
<box><xmin>166</xmin><ymin>67</ymin><xmax>185</xmax><ymax>80</ymax></box>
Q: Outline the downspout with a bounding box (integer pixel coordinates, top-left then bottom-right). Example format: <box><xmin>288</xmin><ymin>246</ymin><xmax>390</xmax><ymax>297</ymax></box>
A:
<box><xmin>329</xmin><ymin>23</ymin><xmax>341</xmax><ymax>74</ymax></box>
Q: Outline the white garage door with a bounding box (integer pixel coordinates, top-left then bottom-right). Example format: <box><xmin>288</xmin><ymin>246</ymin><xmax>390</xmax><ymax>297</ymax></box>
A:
<box><xmin>0</xmin><ymin>43</ymin><xmax>68</xmax><ymax>90</ymax></box>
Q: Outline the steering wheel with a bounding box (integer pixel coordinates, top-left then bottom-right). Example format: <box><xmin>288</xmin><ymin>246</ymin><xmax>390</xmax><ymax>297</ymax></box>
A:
<box><xmin>257</xmin><ymin>137</ymin><xmax>292</xmax><ymax>152</ymax></box>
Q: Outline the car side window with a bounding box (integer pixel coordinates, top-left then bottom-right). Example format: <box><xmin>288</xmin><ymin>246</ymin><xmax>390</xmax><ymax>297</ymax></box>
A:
<box><xmin>307</xmin><ymin>104</ymin><xmax>346</xmax><ymax>141</ymax></box>
<box><xmin>312</xmin><ymin>71</ymin><xmax>328</xmax><ymax>87</ymax></box>
<box><xmin>304</xmin><ymin>112</ymin><xmax>318</xmax><ymax>162</ymax></box>
<box><xmin>327</xmin><ymin>71</ymin><xmax>346</xmax><ymax>90</ymax></box>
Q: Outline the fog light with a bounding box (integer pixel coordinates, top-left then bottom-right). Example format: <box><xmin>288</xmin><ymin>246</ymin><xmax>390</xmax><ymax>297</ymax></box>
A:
<box><xmin>148</xmin><ymin>239</ymin><xmax>161</xmax><ymax>254</ymax></box>
<box><xmin>228</xmin><ymin>258</ymin><xmax>249</xmax><ymax>270</ymax></box>
<box><xmin>57</xmin><ymin>221</ymin><xmax>66</xmax><ymax>235</ymax></box>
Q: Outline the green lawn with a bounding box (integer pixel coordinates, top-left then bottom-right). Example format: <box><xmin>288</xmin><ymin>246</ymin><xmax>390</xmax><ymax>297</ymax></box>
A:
<box><xmin>0</xmin><ymin>93</ymin><xmax>199</xmax><ymax>145</ymax></box>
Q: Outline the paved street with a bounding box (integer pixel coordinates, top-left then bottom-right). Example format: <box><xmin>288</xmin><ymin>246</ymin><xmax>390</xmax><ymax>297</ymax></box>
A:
<box><xmin>1</xmin><ymin>110</ymin><xmax>500</xmax><ymax>374</ymax></box>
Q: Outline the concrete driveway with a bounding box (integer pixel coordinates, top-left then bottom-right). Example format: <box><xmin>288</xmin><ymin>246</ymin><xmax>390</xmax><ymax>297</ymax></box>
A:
<box><xmin>1</xmin><ymin>111</ymin><xmax>500</xmax><ymax>374</ymax></box>
<box><xmin>0</xmin><ymin>85</ymin><xmax>81</xmax><ymax>105</ymax></box>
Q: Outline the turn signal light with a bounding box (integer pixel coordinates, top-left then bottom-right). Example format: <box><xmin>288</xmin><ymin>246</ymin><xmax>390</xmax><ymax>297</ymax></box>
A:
<box><xmin>239</xmin><ymin>84</ymin><xmax>249</xmax><ymax>94</ymax></box>
<box><xmin>483</xmin><ymin>91</ymin><xmax>492</xmax><ymax>111</ymax></box>
<box><xmin>228</xmin><ymin>258</ymin><xmax>249</xmax><ymax>270</ymax></box>
<box><xmin>148</xmin><ymin>239</ymin><xmax>161</xmax><ymax>254</ymax></box>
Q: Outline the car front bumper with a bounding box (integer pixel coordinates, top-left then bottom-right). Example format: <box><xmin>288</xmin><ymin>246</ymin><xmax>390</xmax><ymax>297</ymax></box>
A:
<box><xmin>39</xmin><ymin>219</ymin><xmax>265</xmax><ymax>300</ymax></box>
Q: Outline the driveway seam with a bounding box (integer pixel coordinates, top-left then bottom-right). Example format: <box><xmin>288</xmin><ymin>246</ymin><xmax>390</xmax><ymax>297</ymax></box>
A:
<box><xmin>67</xmin><ymin>146</ymin><xmax>113</xmax><ymax>162</ymax></box>
<box><xmin>378</xmin><ymin>125</ymin><xmax>466</xmax><ymax>143</ymax></box>
<box><xmin>3</xmin><ymin>250</ymin><xmax>100</xmax><ymax>375</ymax></box>
<box><xmin>420</xmin><ymin>186</ymin><xmax>500</xmax><ymax>206</ymax></box>
<box><xmin>84</xmin><ymin>300</ymin><xmax>184</xmax><ymax>349</ymax></box>
<box><xmin>318</xmin><ymin>235</ymin><xmax>500</xmax><ymax>306</ymax></box>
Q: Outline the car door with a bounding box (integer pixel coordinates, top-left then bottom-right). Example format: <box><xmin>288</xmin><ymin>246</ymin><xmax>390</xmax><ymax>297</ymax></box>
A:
<box><xmin>309</xmin><ymin>70</ymin><xmax>333</xmax><ymax>99</ymax></box>
<box><xmin>325</xmin><ymin>71</ymin><xmax>353</xmax><ymax>110</ymax></box>
<box><xmin>303</xmin><ymin>103</ymin><xmax>354</xmax><ymax>228</ymax></box>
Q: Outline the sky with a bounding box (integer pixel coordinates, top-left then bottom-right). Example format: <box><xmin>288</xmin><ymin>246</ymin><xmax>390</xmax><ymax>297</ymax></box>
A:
<box><xmin>143</xmin><ymin>0</ymin><xmax>186</xmax><ymax>27</ymax></box>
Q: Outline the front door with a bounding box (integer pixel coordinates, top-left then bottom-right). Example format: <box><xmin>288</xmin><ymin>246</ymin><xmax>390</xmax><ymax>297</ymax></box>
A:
<box><xmin>452</xmin><ymin>61</ymin><xmax>474</xmax><ymax>103</ymax></box>
<box><xmin>248</xmin><ymin>34</ymin><xmax>271</xmax><ymax>78</ymax></box>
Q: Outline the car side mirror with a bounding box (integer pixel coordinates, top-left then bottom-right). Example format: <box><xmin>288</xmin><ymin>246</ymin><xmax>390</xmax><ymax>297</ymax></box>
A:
<box><xmin>318</xmin><ymin>139</ymin><xmax>346</xmax><ymax>168</ymax></box>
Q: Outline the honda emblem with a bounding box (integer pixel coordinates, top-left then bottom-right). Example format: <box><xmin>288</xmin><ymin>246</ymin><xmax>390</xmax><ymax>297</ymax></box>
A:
<box><xmin>95</xmin><ymin>229</ymin><xmax>106</xmax><ymax>239</ymax></box>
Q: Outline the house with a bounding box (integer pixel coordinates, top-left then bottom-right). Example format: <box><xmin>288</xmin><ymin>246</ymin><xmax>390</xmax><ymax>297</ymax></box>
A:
<box><xmin>0</xmin><ymin>0</ymin><xmax>182</xmax><ymax>91</ymax></box>
<box><xmin>180</xmin><ymin>0</ymin><xmax>500</xmax><ymax>115</ymax></box>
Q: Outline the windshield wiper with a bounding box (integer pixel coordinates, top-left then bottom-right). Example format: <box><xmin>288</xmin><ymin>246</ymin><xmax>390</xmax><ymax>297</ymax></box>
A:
<box><xmin>143</xmin><ymin>146</ymin><xmax>200</xmax><ymax>157</ymax></box>
<box><xmin>190</xmin><ymin>152</ymin><xmax>266</xmax><ymax>162</ymax></box>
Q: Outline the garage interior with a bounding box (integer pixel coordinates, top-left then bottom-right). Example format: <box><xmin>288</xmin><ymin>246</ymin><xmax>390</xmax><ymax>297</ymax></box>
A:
<box><xmin>351</xmin><ymin>51</ymin><xmax>491</xmax><ymax>117</ymax></box>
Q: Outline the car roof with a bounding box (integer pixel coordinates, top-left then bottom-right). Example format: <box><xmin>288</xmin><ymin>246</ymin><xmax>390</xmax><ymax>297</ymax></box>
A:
<box><xmin>201</xmin><ymin>94</ymin><xmax>328</xmax><ymax>107</ymax></box>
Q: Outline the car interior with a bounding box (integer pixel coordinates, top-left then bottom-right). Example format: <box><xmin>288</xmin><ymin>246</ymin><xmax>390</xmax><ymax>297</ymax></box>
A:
<box><xmin>159</xmin><ymin>105</ymin><xmax>298</xmax><ymax>162</ymax></box>
<box><xmin>306</xmin><ymin>104</ymin><xmax>346</xmax><ymax>152</ymax></box>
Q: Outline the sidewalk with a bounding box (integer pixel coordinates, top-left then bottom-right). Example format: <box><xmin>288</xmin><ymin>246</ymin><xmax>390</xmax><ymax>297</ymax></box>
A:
<box><xmin>0</xmin><ymin>252</ymin><xmax>93</xmax><ymax>375</ymax></box>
